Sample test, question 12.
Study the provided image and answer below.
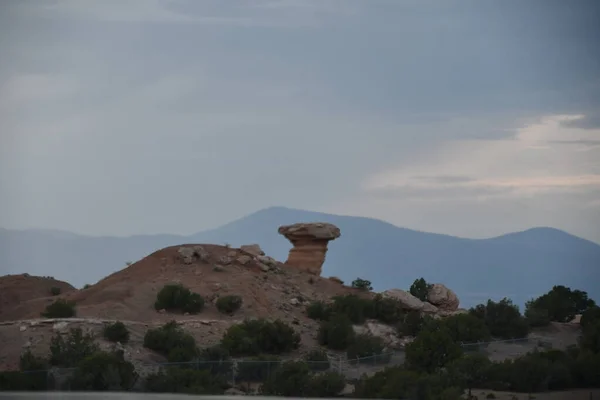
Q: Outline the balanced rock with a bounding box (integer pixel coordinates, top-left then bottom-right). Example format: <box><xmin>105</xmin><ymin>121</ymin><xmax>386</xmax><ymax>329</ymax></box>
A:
<box><xmin>427</xmin><ymin>283</ymin><xmax>459</xmax><ymax>311</ymax></box>
<box><xmin>382</xmin><ymin>289</ymin><xmax>438</xmax><ymax>313</ymax></box>
<box><xmin>240</xmin><ymin>244</ymin><xmax>265</xmax><ymax>256</ymax></box>
<box><xmin>278</xmin><ymin>222</ymin><xmax>341</xmax><ymax>276</ymax></box>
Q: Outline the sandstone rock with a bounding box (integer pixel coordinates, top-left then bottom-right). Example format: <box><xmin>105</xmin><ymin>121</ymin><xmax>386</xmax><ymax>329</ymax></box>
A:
<box><xmin>382</xmin><ymin>289</ymin><xmax>439</xmax><ymax>313</ymax></box>
<box><xmin>19</xmin><ymin>325</ymin><xmax>27</xmax><ymax>332</ymax></box>
<box><xmin>328</xmin><ymin>276</ymin><xmax>344</xmax><ymax>285</ymax></box>
<box><xmin>259</xmin><ymin>263</ymin><xmax>270</xmax><ymax>272</ymax></box>
<box><xmin>427</xmin><ymin>283</ymin><xmax>459</xmax><ymax>311</ymax></box>
<box><xmin>213</xmin><ymin>265</ymin><xmax>225</xmax><ymax>272</ymax></box>
<box><xmin>240</xmin><ymin>244</ymin><xmax>265</xmax><ymax>256</ymax></box>
<box><xmin>178</xmin><ymin>247</ymin><xmax>195</xmax><ymax>264</ymax></box>
<box><xmin>354</xmin><ymin>320</ymin><xmax>401</xmax><ymax>348</ymax></box>
<box><xmin>236</xmin><ymin>255</ymin><xmax>252</xmax><ymax>265</ymax></box>
<box><xmin>290</xmin><ymin>298</ymin><xmax>300</xmax><ymax>306</ymax></box>
<box><xmin>278</xmin><ymin>222</ymin><xmax>341</xmax><ymax>276</ymax></box>
<box><xmin>52</xmin><ymin>321</ymin><xmax>69</xmax><ymax>332</ymax></box>
<box><xmin>218</xmin><ymin>256</ymin><xmax>232</xmax><ymax>265</ymax></box>
<box><xmin>257</xmin><ymin>255</ymin><xmax>278</xmax><ymax>267</ymax></box>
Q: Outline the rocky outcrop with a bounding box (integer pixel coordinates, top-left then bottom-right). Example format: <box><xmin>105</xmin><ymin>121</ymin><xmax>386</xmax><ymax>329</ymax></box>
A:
<box><xmin>427</xmin><ymin>284</ymin><xmax>459</xmax><ymax>311</ymax></box>
<box><xmin>240</xmin><ymin>244</ymin><xmax>265</xmax><ymax>257</ymax></box>
<box><xmin>278</xmin><ymin>223</ymin><xmax>341</xmax><ymax>276</ymax></box>
<box><xmin>354</xmin><ymin>321</ymin><xmax>401</xmax><ymax>348</ymax></box>
<box><xmin>382</xmin><ymin>289</ymin><xmax>438</xmax><ymax>313</ymax></box>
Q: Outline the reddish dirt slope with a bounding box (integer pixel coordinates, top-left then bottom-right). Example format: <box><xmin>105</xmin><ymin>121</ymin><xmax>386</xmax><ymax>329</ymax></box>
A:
<box><xmin>0</xmin><ymin>274</ymin><xmax>76</xmax><ymax>316</ymax></box>
<box><xmin>0</xmin><ymin>244</ymin><xmax>359</xmax><ymax>324</ymax></box>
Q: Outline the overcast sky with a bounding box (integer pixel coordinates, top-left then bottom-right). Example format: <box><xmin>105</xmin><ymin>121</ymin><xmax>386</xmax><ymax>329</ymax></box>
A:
<box><xmin>1</xmin><ymin>0</ymin><xmax>599</xmax><ymax>243</ymax></box>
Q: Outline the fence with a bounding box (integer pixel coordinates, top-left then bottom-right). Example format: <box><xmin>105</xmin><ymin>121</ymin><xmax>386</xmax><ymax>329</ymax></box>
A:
<box><xmin>7</xmin><ymin>336</ymin><xmax>552</xmax><ymax>392</ymax></box>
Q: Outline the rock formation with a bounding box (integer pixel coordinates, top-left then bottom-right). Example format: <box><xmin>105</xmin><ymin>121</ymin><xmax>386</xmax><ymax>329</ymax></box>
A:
<box><xmin>382</xmin><ymin>289</ymin><xmax>439</xmax><ymax>313</ymax></box>
<box><xmin>278</xmin><ymin>222</ymin><xmax>341</xmax><ymax>276</ymax></box>
<box><xmin>427</xmin><ymin>283</ymin><xmax>459</xmax><ymax>311</ymax></box>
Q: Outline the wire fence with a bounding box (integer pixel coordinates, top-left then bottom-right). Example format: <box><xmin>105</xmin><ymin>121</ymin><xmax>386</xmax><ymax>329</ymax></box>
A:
<box><xmin>8</xmin><ymin>336</ymin><xmax>552</xmax><ymax>392</ymax></box>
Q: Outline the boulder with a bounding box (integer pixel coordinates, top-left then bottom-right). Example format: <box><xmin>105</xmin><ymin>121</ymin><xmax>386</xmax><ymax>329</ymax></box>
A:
<box><xmin>427</xmin><ymin>284</ymin><xmax>459</xmax><ymax>311</ymax></box>
<box><xmin>354</xmin><ymin>320</ymin><xmax>401</xmax><ymax>348</ymax></box>
<box><xmin>240</xmin><ymin>244</ymin><xmax>265</xmax><ymax>256</ymax></box>
<box><xmin>382</xmin><ymin>289</ymin><xmax>439</xmax><ymax>313</ymax></box>
<box><xmin>278</xmin><ymin>223</ymin><xmax>341</xmax><ymax>276</ymax></box>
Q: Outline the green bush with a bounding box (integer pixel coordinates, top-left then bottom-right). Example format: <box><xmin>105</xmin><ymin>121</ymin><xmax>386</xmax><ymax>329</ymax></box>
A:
<box><xmin>41</xmin><ymin>299</ymin><xmax>76</xmax><ymax>318</ymax></box>
<box><xmin>353</xmin><ymin>366</ymin><xmax>423</xmax><ymax>399</ymax></box>
<box><xmin>215</xmin><ymin>295</ymin><xmax>243</xmax><ymax>315</ymax></box>
<box><xmin>49</xmin><ymin>328</ymin><xmax>99</xmax><ymax>367</ymax></box>
<box><xmin>306</xmin><ymin>300</ymin><xmax>332</xmax><ymax>321</ymax></box>
<box><xmin>303</xmin><ymin>349</ymin><xmax>330</xmax><ymax>371</ymax></box>
<box><xmin>143</xmin><ymin>321</ymin><xmax>198</xmax><ymax>363</ymax></box>
<box><xmin>581</xmin><ymin>306</ymin><xmax>600</xmax><ymax>331</ymax></box>
<box><xmin>524</xmin><ymin>304</ymin><xmax>551</xmax><ymax>327</ymax></box>
<box><xmin>346</xmin><ymin>333</ymin><xmax>387</xmax><ymax>364</ymax></box>
<box><xmin>405</xmin><ymin>328</ymin><xmax>463</xmax><ymax>373</ymax></box>
<box><xmin>69</xmin><ymin>351</ymin><xmax>137</xmax><ymax>391</ymax></box>
<box><xmin>372</xmin><ymin>294</ymin><xmax>404</xmax><ymax>324</ymax></box>
<box><xmin>220</xmin><ymin>319</ymin><xmax>300</xmax><ymax>356</ymax></box>
<box><xmin>397</xmin><ymin>310</ymin><xmax>432</xmax><ymax>337</ymax></box>
<box><xmin>15</xmin><ymin>350</ymin><xmax>50</xmax><ymax>391</ymax></box>
<box><xmin>330</xmin><ymin>294</ymin><xmax>374</xmax><ymax>324</ymax></box>
<box><xmin>236</xmin><ymin>355</ymin><xmax>281</xmax><ymax>382</ymax></box>
<box><xmin>154</xmin><ymin>284</ymin><xmax>205</xmax><ymax>314</ymax></box>
<box><xmin>50</xmin><ymin>287</ymin><xmax>61</xmax><ymax>296</ymax></box>
<box><xmin>196</xmin><ymin>345</ymin><xmax>233</xmax><ymax>377</ymax></box>
<box><xmin>317</xmin><ymin>313</ymin><xmax>355</xmax><ymax>350</ymax></box>
<box><xmin>437</xmin><ymin>313</ymin><xmax>492</xmax><ymax>343</ymax></box>
<box><xmin>308</xmin><ymin>371</ymin><xmax>346</xmax><ymax>397</ymax></box>
<box><xmin>351</xmin><ymin>278</ymin><xmax>373</xmax><ymax>291</ymax></box>
<box><xmin>103</xmin><ymin>321</ymin><xmax>130</xmax><ymax>343</ymax></box>
<box><xmin>409</xmin><ymin>277</ymin><xmax>432</xmax><ymax>302</ymax></box>
<box><xmin>145</xmin><ymin>367</ymin><xmax>227</xmax><ymax>395</ymax></box>
<box><xmin>260</xmin><ymin>361</ymin><xmax>314</xmax><ymax>396</ymax></box>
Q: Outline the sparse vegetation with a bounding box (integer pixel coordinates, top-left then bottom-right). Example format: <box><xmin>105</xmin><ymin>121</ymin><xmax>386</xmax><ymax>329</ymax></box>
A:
<box><xmin>317</xmin><ymin>313</ymin><xmax>355</xmax><ymax>350</ymax></box>
<box><xmin>351</xmin><ymin>277</ymin><xmax>373</xmax><ymax>291</ymax></box>
<box><xmin>216</xmin><ymin>295</ymin><xmax>243</xmax><ymax>314</ymax></box>
<box><xmin>69</xmin><ymin>350</ymin><xmax>138</xmax><ymax>391</ymax></box>
<box><xmin>306</xmin><ymin>300</ymin><xmax>332</xmax><ymax>320</ymax></box>
<box><xmin>103</xmin><ymin>321</ymin><xmax>130</xmax><ymax>343</ymax></box>
<box><xmin>303</xmin><ymin>349</ymin><xmax>330</xmax><ymax>371</ymax></box>
<box><xmin>346</xmin><ymin>333</ymin><xmax>388</xmax><ymax>363</ymax></box>
<box><xmin>49</xmin><ymin>286</ymin><xmax>61</xmax><ymax>296</ymax></box>
<box><xmin>41</xmin><ymin>298</ymin><xmax>76</xmax><ymax>318</ymax></box>
<box><xmin>49</xmin><ymin>328</ymin><xmax>99</xmax><ymax>367</ymax></box>
<box><xmin>469</xmin><ymin>298</ymin><xmax>530</xmax><ymax>339</ymax></box>
<box><xmin>82</xmin><ymin>284</ymin><xmax>92</xmax><ymax>289</ymax></box>
<box><xmin>144</xmin><ymin>321</ymin><xmax>198</xmax><ymax>362</ymax></box>
<box><xmin>154</xmin><ymin>283</ymin><xmax>205</xmax><ymax>314</ymax></box>
<box><xmin>526</xmin><ymin>285</ymin><xmax>596</xmax><ymax>324</ymax></box>
<box><xmin>260</xmin><ymin>361</ymin><xmax>346</xmax><ymax>397</ymax></box>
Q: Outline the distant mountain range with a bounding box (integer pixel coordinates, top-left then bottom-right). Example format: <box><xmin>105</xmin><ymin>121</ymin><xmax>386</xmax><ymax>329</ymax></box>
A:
<box><xmin>1</xmin><ymin>206</ymin><xmax>599</xmax><ymax>308</ymax></box>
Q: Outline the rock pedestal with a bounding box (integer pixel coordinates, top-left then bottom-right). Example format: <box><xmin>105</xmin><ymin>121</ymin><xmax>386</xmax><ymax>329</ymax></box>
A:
<box><xmin>278</xmin><ymin>223</ymin><xmax>341</xmax><ymax>276</ymax></box>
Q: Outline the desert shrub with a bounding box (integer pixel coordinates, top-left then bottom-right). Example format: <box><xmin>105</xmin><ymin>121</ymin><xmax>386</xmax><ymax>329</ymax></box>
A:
<box><xmin>469</xmin><ymin>298</ymin><xmax>530</xmax><ymax>339</ymax></box>
<box><xmin>216</xmin><ymin>295</ymin><xmax>243</xmax><ymax>315</ymax></box>
<box><xmin>50</xmin><ymin>287</ymin><xmax>61</xmax><ymax>296</ymax></box>
<box><xmin>351</xmin><ymin>278</ymin><xmax>373</xmax><ymax>291</ymax></box>
<box><xmin>330</xmin><ymin>294</ymin><xmax>374</xmax><ymax>324</ymax></box>
<box><xmin>260</xmin><ymin>361</ymin><xmax>314</xmax><ymax>396</ymax></box>
<box><xmin>220</xmin><ymin>318</ymin><xmax>300</xmax><ymax>356</ymax></box>
<box><xmin>49</xmin><ymin>328</ymin><xmax>99</xmax><ymax>367</ymax></box>
<box><xmin>14</xmin><ymin>350</ymin><xmax>51</xmax><ymax>391</ymax></box>
<box><xmin>196</xmin><ymin>345</ymin><xmax>234</xmax><ymax>377</ymax></box>
<box><xmin>236</xmin><ymin>355</ymin><xmax>282</xmax><ymax>382</ymax></box>
<box><xmin>308</xmin><ymin>371</ymin><xmax>346</xmax><ymax>397</ymax></box>
<box><xmin>353</xmin><ymin>366</ymin><xmax>423</xmax><ymax>399</ymax></box>
<box><xmin>580</xmin><ymin>320</ymin><xmax>600</xmax><ymax>354</ymax></box>
<box><xmin>83</xmin><ymin>284</ymin><xmax>91</xmax><ymax>289</ymax></box>
<box><xmin>372</xmin><ymin>294</ymin><xmax>404</xmax><ymax>324</ymax></box>
<box><xmin>145</xmin><ymin>367</ymin><xmax>227</xmax><ymax>395</ymax></box>
<box><xmin>154</xmin><ymin>283</ymin><xmax>205</xmax><ymax>314</ymax></box>
<box><xmin>0</xmin><ymin>370</ymin><xmax>52</xmax><ymax>391</ymax></box>
<box><xmin>437</xmin><ymin>313</ymin><xmax>492</xmax><ymax>343</ymax></box>
<box><xmin>143</xmin><ymin>321</ymin><xmax>198</xmax><ymax>362</ymax></box>
<box><xmin>397</xmin><ymin>310</ymin><xmax>432</xmax><ymax>337</ymax></box>
<box><xmin>41</xmin><ymin>299</ymin><xmax>76</xmax><ymax>318</ymax></box>
<box><xmin>486</xmin><ymin>394</ymin><xmax>496</xmax><ymax>399</ymax></box>
<box><xmin>306</xmin><ymin>300</ymin><xmax>332</xmax><ymax>321</ymax></box>
<box><xmin>303</xmin><ymin>349</ymin><xmax>330</xmax><ymax>371</ymax></box>
<box><xmin>69</xmin><ymin>351</ymin><xmax>137</xmax><ymax>391</ymax></box>
<box><xmin>346</xmin><ymin>334</ymin><xmax>387</xmax><ymax>364</ymax></box>
<box><xmin>405</xmin><ymin>328</ymin><xmax>463</xmax><ymax>373</ymax></box>
<box><xmin>103</xmin><ymin>321</ymin><xmax>130</xmax><ymax>343</ymax></box>
<box><xmin>524</xmin><ymin>304</ymin><xmax>551</xmax><ymax>327</ymax></box>
<box><xmin>527</xmin><ymin>285</ymin><xmax>596</xmax><ymax>323</ymax></box>
<box><xmin>317</xmin><ymin>313</ymin><xmax>355</xmax><ymax>350</ymax></box>
<box><xmin>581</xmin><ymin>306</ymin><xmax>600</xmax><ymax>331</ymax></box>
<box><xmin>409</xmin><ymin>277</ymin><xmax>432</xmax><ymax>302</ymax></box>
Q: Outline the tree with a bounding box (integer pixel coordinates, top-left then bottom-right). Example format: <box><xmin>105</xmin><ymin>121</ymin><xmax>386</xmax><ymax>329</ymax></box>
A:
<box><xmin>103</xmin><ymin>321</ymin><xmax>130</xmax><ymax>343</ymax></box>
<box><xmin>405</xmin><ymin>328</ymin><xmax>463</xmax><ymax>373</ymax></box>
<box><xmin>447</xmin><ymin>353</ymin><xmax>491</xmax><ymax>398</ymax></box>
<box><xmin>409</xmin><ymin>278</ymin><xmax>432</xmax><ymax>302</ymax></box>
<box><xmin>260</xmin><ymin>361</ymin><xmax>313</xmax><ymax>396</ymax></box>
<box><xmin>330</xmin><ymin>294</ymin><xmax>374</xmax><ymax>324</ymax></box>
<box><xmin>469</xmin><ymin>298</ymin><xmax>529</xmax><ymax>339</ymax></box>
<box><xmin>196</xmin><ymin>345</ymin><xmax>233</xmax><ymax>377</ymax></box>
<box><xmin>351</xmin><ymin>278</ymin><xmax>373</xmax><ymax>291</ymax></box>
<box><xmin>41</xmin><ymin>299</ymin><xmax>76</xmax><ymax>318</ymax></box>
<box><xmin>372</xmin><ymin>294</ymin><xmax>404</xmax><ymax>324</ymax></box>
<box><xmin>354</xmin><ymin>367</ymin><xmax>422</xmax><ymax>399</ymax></box>
<box><xmin>306</xmin><ymin>300</ymin><xmax>332</xmax><ymax>321</ymax></box>
<box><xmin>580</xmin><ymin>320</ymin><xmax>600</xmax><ymax>354</ymax></box>
<box><xmin>143</xmin><ymin>321</ymin><xmax>198</xmax><ymax>363</ymax></box>
<box><xmin>236</xmin><ymin>355</ymin><xmax>281</xmax><ymax>382</ymax></box>
<box><xmin>317</xmin><ymin>313</ymin><xmax>355</xmax><ymax>350</ymax></box>
<box><xmin>49</xmin><ymin>328</ymin><xmax>99</xmax><ymax>367</ymax></box>
<box><xmin>346</xmin><ymin>334</ymin><xmax>386</xmax><ymax>363</ymax></box>
<box><xmin>50</xmin><ymin>287</ymin><xmax>61</xmax><ymax>296</ymax></box>
<box><xmin>145</xmin><ymin>367</ymin><xmax>227</xmax><ymax>394</ymax></box>
<box><xmin>437</xmin><ymin>313</ymin><xmax>491</xmax><ymax>343</ymax></box>
<box><xmin>154</xmin><ymin>284</ymin><xmax>205</xmax><ymax>314</ymax></box>
<box><xmin>527</xmin><ymin>285</ymin><xmax>596</xmax><ymax>323</ymax></box>
<box><xmin>397</xmin><ymin>311</ymin><xmax>432</xmax><ymax>337</ymax></box>
<box><xmin>580</xmin><ymin>306</ymin><xmax>600</xmax><ymax>332</ymax></box>
<box><xmin>303</xmin><ymin>349</ymin><xmax>330</xmax><ymax>371</ymax></box>
<box><xmin>69</xmin><ymin>351</ymin><xmax>137</xmax><ymax>391</ymax></box>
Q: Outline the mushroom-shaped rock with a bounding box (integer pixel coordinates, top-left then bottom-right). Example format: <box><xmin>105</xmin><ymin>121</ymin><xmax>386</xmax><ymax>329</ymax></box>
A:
<box><xmin>278</xmin><ymin>222</ymin><xmax>341</xmax><ymax>276</ymax></box>
<box><xmin>427</xmin><ymin>283</ymin><xmax>459</xmax><ymax>311</ymax></box>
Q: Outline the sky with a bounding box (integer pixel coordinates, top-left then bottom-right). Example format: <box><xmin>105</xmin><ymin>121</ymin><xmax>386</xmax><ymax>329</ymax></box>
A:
<box><xmin>1</xmin><ymin>0</ymin><xmax>599</xmax><ymax>243</ymax></box>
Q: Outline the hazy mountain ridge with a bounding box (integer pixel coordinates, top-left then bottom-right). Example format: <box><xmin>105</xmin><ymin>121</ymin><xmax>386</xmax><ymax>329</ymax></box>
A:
<box><xmin>1</xmin><ymin>207</ymin><xmax>599</xmax><ymax>308</ymax></box>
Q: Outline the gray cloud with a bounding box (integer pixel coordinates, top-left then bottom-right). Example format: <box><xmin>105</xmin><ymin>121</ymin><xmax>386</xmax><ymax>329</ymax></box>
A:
<box><xmin>560</xmin><ymin>113</ymin><xmax>600</xmax><ymax>130</ymax></box>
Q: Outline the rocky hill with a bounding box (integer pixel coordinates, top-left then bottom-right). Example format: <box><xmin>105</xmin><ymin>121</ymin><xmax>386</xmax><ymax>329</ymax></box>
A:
<box><xmin>0</xmin><ymin>274</ymin><xmax>75</xmax><ymax>316</ymax></box>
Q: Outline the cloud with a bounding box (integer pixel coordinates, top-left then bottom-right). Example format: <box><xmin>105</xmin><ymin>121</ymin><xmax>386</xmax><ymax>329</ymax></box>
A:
<box><xmin>560</xmin><ymin>112</ymin><xmax>600</xmax><ymax>130</ymax></box>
